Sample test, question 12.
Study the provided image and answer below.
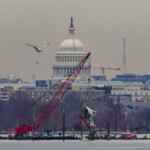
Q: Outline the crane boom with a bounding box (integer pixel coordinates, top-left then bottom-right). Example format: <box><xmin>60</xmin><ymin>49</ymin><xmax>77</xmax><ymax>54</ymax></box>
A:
<box><xmin>17</xmin><ymin>113</ymin><xmax>29</xmax><ymax>126</ymax></box>
<box><xmin>79</xmin><ymin>113</ymin><xmax>91</xmax><ymax>130</ymax></box>
<box><xmin>35</xmin><ymin>51</ymin><xmax>91</xmax><ymax>129</ymax></box>
<box><xmin>92</xmin><ymin>67</ymin><xmax>120</xmax><ymax>80</ymax></box>
<box><xmin>15</xmin><ymin>51</ymin><xmax>91</xmax><ymax>134</ymax></box>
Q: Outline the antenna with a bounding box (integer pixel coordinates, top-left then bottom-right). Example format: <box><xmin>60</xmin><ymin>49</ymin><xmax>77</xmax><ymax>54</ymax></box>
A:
<box><xmin>36</xmin><ymin>60</ymin><xmax>39</xmax><ymax>80</ymax></box>
<box><xmin>123</xmin><ymin>38</ymin><xmax>126</xmax><ymax>74</ymax></box>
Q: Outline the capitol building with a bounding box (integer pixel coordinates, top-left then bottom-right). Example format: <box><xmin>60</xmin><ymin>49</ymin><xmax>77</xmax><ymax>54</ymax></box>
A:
<box><xmin>52</xmin><ymin>17</ymin><xmax>91</xmax><ymax>81</ymax></box>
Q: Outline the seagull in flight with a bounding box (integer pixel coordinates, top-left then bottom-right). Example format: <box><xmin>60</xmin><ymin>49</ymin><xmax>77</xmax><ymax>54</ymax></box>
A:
<box><xmin>26</xmin><ymin>42</ymin><xmax>50</xmax><ymax>52</ymax></box>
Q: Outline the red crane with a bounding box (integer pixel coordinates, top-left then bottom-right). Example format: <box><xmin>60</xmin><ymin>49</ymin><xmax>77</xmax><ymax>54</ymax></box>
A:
<box><xmin>79</xmin><ymin>113</ymin><xmax>91</xmax><ymax>129</ymax></box>
<box><xmin>15</xmin><ymin>51</ymin><xmax>91</xmax><ymax>135</ymax></box>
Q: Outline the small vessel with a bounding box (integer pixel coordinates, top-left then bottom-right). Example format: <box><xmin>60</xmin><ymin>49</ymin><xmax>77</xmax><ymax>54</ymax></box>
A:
<box><xmin>119</xmin><ymin>131</ymin><xmax>137</xmax><ymax>139</ymax></box>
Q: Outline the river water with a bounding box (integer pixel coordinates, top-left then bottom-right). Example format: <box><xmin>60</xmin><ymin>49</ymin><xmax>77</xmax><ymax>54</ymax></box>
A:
<box><xmin>0</xmin><ymin>140</ymin><xmax>150</xmax><ymax>150</ymax></box>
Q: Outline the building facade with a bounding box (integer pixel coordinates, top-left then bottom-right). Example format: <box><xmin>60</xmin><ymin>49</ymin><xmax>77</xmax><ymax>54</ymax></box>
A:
<box><xmin>0</xmin><ymin>86</ymin><xmax>14</xmax><ymax>101</ymax></box>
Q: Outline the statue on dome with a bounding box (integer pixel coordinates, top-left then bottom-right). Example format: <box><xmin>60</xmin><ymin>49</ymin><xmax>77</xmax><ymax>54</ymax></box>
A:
<box><xmin>70</xmin><ymin>17</ymin><xmax>74</xmax><ymax>28</ymax></box>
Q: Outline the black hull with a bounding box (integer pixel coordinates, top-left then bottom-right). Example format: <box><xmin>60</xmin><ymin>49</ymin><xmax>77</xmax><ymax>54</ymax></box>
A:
<box><xmin>8</xmin><ymin>136</ymin><xmax>82</xmax><ymax>140</ymax></box>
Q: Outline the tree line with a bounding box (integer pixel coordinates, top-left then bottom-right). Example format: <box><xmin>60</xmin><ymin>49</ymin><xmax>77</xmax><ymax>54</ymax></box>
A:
<box><xmin>0</xmin><ymin>91</ymin><xmax>150</xmax><ymax>133</ymax></box>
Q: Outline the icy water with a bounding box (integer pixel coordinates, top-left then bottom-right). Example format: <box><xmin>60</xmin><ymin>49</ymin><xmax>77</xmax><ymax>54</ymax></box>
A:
<box><xmin>0</xmin><ymin>140</ymin><xmax>150</xmax><ymax>150</ymax></box>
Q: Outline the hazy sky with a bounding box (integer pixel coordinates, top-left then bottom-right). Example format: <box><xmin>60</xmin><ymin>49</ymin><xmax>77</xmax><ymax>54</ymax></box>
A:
<box><xmin>0</xmin><ymin>0</ymin><xmax>150</xmax><ymax>81</ymax></box>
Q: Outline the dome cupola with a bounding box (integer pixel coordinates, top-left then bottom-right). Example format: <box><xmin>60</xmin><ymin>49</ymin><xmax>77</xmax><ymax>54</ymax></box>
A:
<box><xmin>59</xmin><ymin>17</ymin><xmax>84</xmax><ymax>52</ymax></box>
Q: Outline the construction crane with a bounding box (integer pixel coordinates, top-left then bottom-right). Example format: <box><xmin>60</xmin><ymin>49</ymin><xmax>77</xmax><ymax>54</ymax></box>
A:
<box><xmin>92</xmin><ymin>67</ymin><xmax>120</xmax><ymax>81</ymax></box>
<box><xmin>15</xmin><ymin>51</ymin><xmax>91</xmax><ymax>135</ymax></box>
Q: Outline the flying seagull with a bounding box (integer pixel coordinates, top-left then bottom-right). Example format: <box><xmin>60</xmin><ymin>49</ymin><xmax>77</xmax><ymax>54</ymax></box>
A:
<box><xmin>26</xmin><ymin>42</ymin><xmax>50</xmax><ymax>52</ymax></box>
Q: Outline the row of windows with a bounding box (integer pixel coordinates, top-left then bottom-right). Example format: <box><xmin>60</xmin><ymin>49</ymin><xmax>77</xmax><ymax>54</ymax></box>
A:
<box><xmin>113</xmin><ymin>88</ymin><xmax>142</xmax><ymax>91</ymax></box>
<box><xmin>53</xmin><ymin>68</ymin><xmax>90</xmax><ymax>76</ymax></box>
<box><xmin>60</xmin><ymin>47</ymin><xmax>83</xmax><ymax>51</ymax></box>
<box><xmin>56</xmin><ymin>57</ymin><xmax>83</xmax><ymax>62</ymax></box>
<box><xmin>113</xmin><ymin>92</ymin><xmax>149</xmax><ymax>96</ymax></box>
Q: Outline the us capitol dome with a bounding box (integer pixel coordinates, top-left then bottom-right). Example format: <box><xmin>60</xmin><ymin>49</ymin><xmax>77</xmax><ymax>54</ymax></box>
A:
<box><xmin>52</xmin><ymin>17</ymin><xmax>91</xmax><ymax>80</ymax></box>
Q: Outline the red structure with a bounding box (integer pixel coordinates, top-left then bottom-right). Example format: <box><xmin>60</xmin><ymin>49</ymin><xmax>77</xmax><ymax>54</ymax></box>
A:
<box><xmin>79</xmin><ymin>113</ymin><xmax>91</xmax><ymax>130</ymax></box>
<box><xmin>15</xmin><ymin>51</ymin><xmax>91</xmax><ymax>135</ymax></box>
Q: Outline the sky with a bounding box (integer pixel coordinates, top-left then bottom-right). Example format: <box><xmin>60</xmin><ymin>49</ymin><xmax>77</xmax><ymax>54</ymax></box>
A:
<box><xmin>0</xmin><ymin>0</ymin><xmax>150</xmax><ymax>81</ymax></box>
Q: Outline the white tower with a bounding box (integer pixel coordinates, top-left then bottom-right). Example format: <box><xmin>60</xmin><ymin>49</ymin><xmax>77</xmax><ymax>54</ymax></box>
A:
<box><xmin>52</xmin><ymin>17</ymin><xmax>91</xmax><ymax>80</ymax></box>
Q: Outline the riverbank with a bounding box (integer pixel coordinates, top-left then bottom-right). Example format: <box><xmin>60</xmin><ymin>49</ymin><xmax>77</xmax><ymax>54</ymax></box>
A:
<box><xmin>1</xmin><ymin>133</ymin><xmax>150</xmax><ymax>141</ymax></box>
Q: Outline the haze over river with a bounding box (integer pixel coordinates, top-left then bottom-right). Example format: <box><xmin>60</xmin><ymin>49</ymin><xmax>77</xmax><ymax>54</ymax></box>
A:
<box><xmin>0</xmin><ymin>140</ymin><xmax>150</xmax><ymax>150</ymax></box>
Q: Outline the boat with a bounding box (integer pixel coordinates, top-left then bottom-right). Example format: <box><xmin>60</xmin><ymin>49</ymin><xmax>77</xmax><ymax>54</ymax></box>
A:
<box><xmin>119</xmin><ymin>131</ymin><xmax>137</xmax><ymax>139</ymax></box>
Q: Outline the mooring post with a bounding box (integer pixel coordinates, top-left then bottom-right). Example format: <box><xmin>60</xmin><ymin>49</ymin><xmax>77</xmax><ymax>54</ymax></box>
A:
<box><xmin>63</xmin><ymin>104</ymin><xmax>65</xmax><ymax>140</ymax></box>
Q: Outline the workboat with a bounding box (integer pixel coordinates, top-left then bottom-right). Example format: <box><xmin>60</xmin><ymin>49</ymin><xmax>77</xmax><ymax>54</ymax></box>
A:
<box><xmin>119</xmin><ymin>131</ymin><xmax>137</xmax><ymax>139</ymax></box>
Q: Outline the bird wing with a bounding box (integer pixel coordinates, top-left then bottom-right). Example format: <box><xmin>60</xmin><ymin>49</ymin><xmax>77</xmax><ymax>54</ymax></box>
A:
<box><xmin>26</xmin><ymin>43</ymin><xmax>41</xmax><ymax>52</ymax></box>
<box><xmin>26</xmin><ymin>43</ymin><xmax>36</xmax><ymax>48</ymax></box>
